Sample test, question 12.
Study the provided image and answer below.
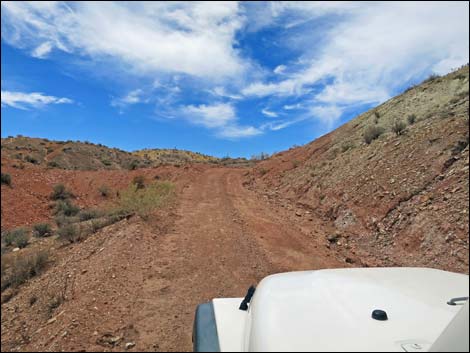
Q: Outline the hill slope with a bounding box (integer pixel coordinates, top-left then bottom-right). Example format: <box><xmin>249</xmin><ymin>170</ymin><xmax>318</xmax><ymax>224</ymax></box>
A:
<box><xmin>247</xmin><ymin>65</ymin><xmax>469</xmax><ymax>273</ymax></box>
<box><xmin>0</xmin><ymin>137</ymin><xmax>238</xmax><ymax>170</ymax></box>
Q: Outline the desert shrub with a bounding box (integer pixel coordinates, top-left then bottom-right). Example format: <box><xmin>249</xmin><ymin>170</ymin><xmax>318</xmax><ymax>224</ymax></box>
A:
<box><xmin>128</xmin><ymin>160</ymin><xmax>139</xmax><ymax>170</ymax></box>
<box><xmin>24</xmin><ymin>155</ymin><xmax>39</xmax><ymax>164</ymax></box>
<box><xmin>54</xmin><ymin>214</ymin><xmax>79</xmax><ymax>227</ymax></box>
<box><xmin>259</xmin><ymin>168</ymin><xmax>268</xmax><ymax>176</ymax></box>
<box><xmin>251</xmin><ymin>152</ymin><xmax>269</xmax><ymax>161</ymax></box>
<box><xmin>423</xmin><ymin>73</ymin><xmax>440</xmax><ymax>83</ymax></box>
<box><xmin>1</xmin><ymin>173</ymin><xmax>11</xmax><ymax>186</ymax></box>
<box><xmin>292</xmin><ymin>160</ymin><xmax>300</xmax><ymax>168</ymax></box>
<box><xmin>101</xmin><ymin>159</ymin><xmax>112</xmax><ymax>166</ymax></box>
<box><xmin>407</xmin><ymin>114</ymin><xmax>417</xmax><ymax>125</ymax></box>
<box><xmin>364</xmin><ymin>125</ymin><xmax>384</xmax><ymax>144</ymax></box>
<box><xmin>1</xmin><ymin>249</ymin><xmax>49</xmax><ymax>290</ymax></box>
<box><xmin>50</xmin><ymin>184</ymin><xmax>74</xmax><ymax>200</ymax></box>
<box><xmin>57</xmin><ymin>224</ymin><xmax>80</xmax><ymax>243</ymax></box>
<box><xmin>33</xmin><ymin>223</ymin><xmax>52</xmax><ymax>238</ymax></box>
<box><xmin>132</xmin><ymin>175</ymin><xmax>146</xmax><ymax>190</ymax></box>
<box><xmin>47</xmin><ymin>161</ymin><xmax>60</xmax><ymax>168</ymax></box>
<box><xmin>341</xmin><ymin>142</ymin><xmax>354</xmax><ymax>152</ymax></box>
<box><xmin>98</xmin><ymin>185</ymin><xmax>110</xmax><ymax>197</ymax></box>
<box><xmin>391</xmin><ymin>120</ymin><xmax>407</xmax><ymax>136</ymax></box>
<box><xmin>78</xmin><ymin>209</ymin><xmax>103</xmax><ymax>222</ymax></box>
<box><xmin>116</xmin><ymin>181</ymin><xmax>174</xmax><ymax>218</ymax></box>
<box><xmin>3</xmin><ymin>228</ymin><xmax>29</xmax><ymax>248</ymax></box>
<box><xmin>451</xmin><ymin>136</ymin><xmax>469</xmax><ymax>155</ymax></box>
<box><xmin>54</xmin><ymin>200</ymin><xmax>80</xmax><ymax>217</ymax></box>
<box><xmin>373</xmin><ymin>111</ymin><xmax>380</xmax><ymax>123</ymax></box>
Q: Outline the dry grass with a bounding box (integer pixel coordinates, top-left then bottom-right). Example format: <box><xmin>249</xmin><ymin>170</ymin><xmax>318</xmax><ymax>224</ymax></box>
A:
<box><xmin>1</xmin><ymin>249</ymin><xmax>49</xmax><ymax>291</ymax></box>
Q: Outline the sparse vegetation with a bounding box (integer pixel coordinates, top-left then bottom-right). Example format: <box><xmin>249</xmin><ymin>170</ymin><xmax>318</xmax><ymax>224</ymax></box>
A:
<box><xmin>3</xmin><ymin>228</ymin><xmax>29</xmax><ymax>248</ymax></box>
<box><xmin>423</xmin><ymin>73</ymin><xmax>440</xmax><ymax>84</ymax></box>
<box><xmin>341</xmin><ymin>142</ymin><xmax>354</xmax><ymax>152</ymax></box>
<box><xmin>132</xmin><ymin>175</ymin><xmax>146</xmax><ymax>190</ymax></box>
<box><xmin>50</xmin><ymin>184</ymin><xmax>74</xmax><ymax>200</ymax></box>
<box><xmin>53</xmin><ymin>200</ymin><xmax>80</xmax><ymax>217</ymax></box>
<box><xmin>451</xmin><ymin>136</ymin><xmax>469</xmax><ymax>155</ymax></box>
<box><xmin>407</xmin><ymin>114</ymin><xmax>417</xmax><ymax>125</ymax></box>
<box><xmin>116</xmin><ymin>181</ymin><xmax>174</xmax><ymax>218</ymax></box>
<box><xmin>78</xmin><ymin>209</ymin><xmax>103</xmax><ymax>222</ymax></box>
<box><xmin>47</xmin><ymin>161</ymin><xmax>60</xmax><ymax>168</ymax></box>
<box><xmin>24</xmin><ymin>155</ymin><xmax>39</xmax><ymax>164</ymax></box>
<box><xmin>57</xmin><ymin>224</ymin><xmax>80</xmax><ymax>243</ymax></box>
<box><xmin>251</xmin><ymin>152</ymin><xmax>270</xmax><ymax>161</ymax></box>
<box><xmin>1</xmin><ymin>249</ymin><xmax>49</xmax><ymax>290</ymax></box>
<box><xmin>374</xmin><ymin>111</ymin><xmax>380</xmax><ymax>124</ymax></box>
<box><xmin>259</xmin><ymin>168</ymin><xmax>268</xmax><ymax>176</ymax></box>
<box><xmin>391</xmin><ymin>119</ymin><xmax>407</xmax><ymax>136</ymax></box>
<box><xmin>98</xmin><ymin>185</ymin><xmax>110</xmax><ymax>197</ymax></box>
<box><xmin>1</xmin><ymin>173</ymin><xmax>11</xmax><ymax>186</ymax></box>
<box><xmin>292</xmin><ymin>160</ymin><xmax>300</xmax><ymax>168</ymax></box>
<box><xmin>33</xmin><ymin>223</ymin><xmax>52</xmax><ymax>238</ymax></box>
<box><xmin>364</xmin><ymin>125</ymin><xmax>384</xmax><ymax>144</ymax></box>
<box><xmin>128</xmin><ymin>160</ymin><xmax>139</xmax><ymax>170</ymax></box>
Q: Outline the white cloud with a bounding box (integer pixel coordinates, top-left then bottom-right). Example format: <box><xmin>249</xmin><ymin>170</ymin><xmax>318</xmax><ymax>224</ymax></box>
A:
<box><xmin>261</xmin><ymin>108</ymin><xmax>278</xmax><ymax>118</ymax></box>
<box><xmin>217</xmin><ymin>125</ymin><xmax>262</xmax><ymax>138</ymax></box>
<box><xmin>31</xmin><ymin>41</ymin><xmax>53</xmax><ymax>58</ymax></box>
<box><xmin>183</xmin><ymin>103</ymin><xmax>236</xmax><ymax>128</ymax></box>
<box><xmin>210</xmin><ymin>86</ymin><xmax>242</xmax><ymax>100</ymax></box>
<box><xmin>181</xmin><ymin>102</ymin><xmax>261</xmax><ymax>139</ymax></box>
<box><xmin>111</xmin><ymin>89</ymin><xmax>146</xmax><ymax>110</ymax></box>
<box><xmin>309</xmin><ymin>105</ymin><xmax>342</xmax><ymax>127</ymax></box>
<box><xmin>273</xmin><ymin>65</ymin><xmax>286</xmax><ymax>74</ymax></box>
<box><xmin>1</xmin><ymin>1</ymin><xmax>248</xmax><ymax>81</ymax></box>
<box><xmin>283</xmin><ymin>103</ymin><xmax>302</xmax><ymax>110</ymax></box>
<box><xmin>242</xmin><ymin>1</ymin><xmax>469</xmax><ymax>119</ymax></box>
<box><xmin>1</xmin><ymin>90</ymin><xmax>73</xmax><ymax>110</ymax></box>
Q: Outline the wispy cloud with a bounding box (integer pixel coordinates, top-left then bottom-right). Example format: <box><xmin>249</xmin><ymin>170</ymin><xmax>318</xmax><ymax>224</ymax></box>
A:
<box><xmin>242</xmin><ymin>1</ymin><xmax>469</xmax><ymax>128</ymax></box>
<box><xmin>1</xmin><ymin>1</ymin><xmax>248</xmax><ymax>81</ymax></box>
<box><xmin>1</xmin><ymin>90</ymin><xmax>73</xmax><ymax>110</ymax></box>
<box><xmin>111</xmin><ymin>89</ymin><xmax>146</xmax><ymax>111</ymax></box>
<box><xmin>261</xmin><ymin>108</ymin><xmax>278</xmax><ymax>118</ymax></box>
<box><xmin>181</xmin><ymin>102</ymin><xmax>261</xmax><ymax>139</ymax></box>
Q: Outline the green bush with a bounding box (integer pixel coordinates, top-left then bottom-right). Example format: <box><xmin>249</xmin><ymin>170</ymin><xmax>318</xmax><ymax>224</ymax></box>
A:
<box><xmin>132</xmin><ymin>175</ymin><xmax>146</xmax><ymax>190</ymax></box>
<box><xmin>33</xmin><ymin>223</ymin><xmax>52</xmax><ymax>238</ymax></box>
<box><xmin>407</xmin><ymin>114</ymin><xmax>416</xmax><ymax>125</ymax></box>
<box><xmin>54</xmin><ymin>200</ymin><xmax>80</xmax><ymax>217</ymax></box>
<box><xmin>1</xmin><ymin>249</ymin><xmax>49</xmax><ymax>290</ymax></box>
<box><xmin>128</xmin><ymin>160</ymin><xmax>139</xmax><ymax>170</ymax></box>
<box><xmin>364</xmin><ymin>125</ymin><xmax>384</xmax><ymax>144</ymax></box>
<box><xmin>98</xmin><ymin>185</ymin><xmax>110</xmax><ymax>197</ymax></box>
<box><xmin>57</xmin><ymin>224</ymin><xmax>80</xmax><ymax>243</ymax></box>
<box><xmin>391</xmin><ymin>120</ymin><xmax>407</xmax><ymax>136</ymax></box>
<box><xmin>116</xmin><ymin>181</ymin><xmax>174</xmax><ymax>218</ymax></box>
<box><xmin>3</xmin><ymin>228</ymin><xmax>29</xmax><ymax>248</ymax></box>
<box><xmin>78</xmin><ymin>209</ymin><xmax>103</xmax><ymax>222</ymax></box>
<box><xmin>24</xmin><ymin>155</ymin><xmax>39</xmax><ymax>164</ymax></box>
<box><xmin>50</xmin><ymin>184</ymin><xmax>74</xmax><ymax>200</ymax></box>
<box><xmin>1</xmin><ymin>173</ymin><xmax>11</xmax><ymax>186</ymax></box>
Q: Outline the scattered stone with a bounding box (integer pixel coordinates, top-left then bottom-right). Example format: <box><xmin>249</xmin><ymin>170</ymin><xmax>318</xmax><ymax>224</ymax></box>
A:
<box><xmin>327</xmin><ymin>234</ymin><xmax>339</xmax><ymax>243</ymax></box>
<box><xmin>295</xmin><ymin>211</ymin><xmax>302</xmax><ymax>217</ymax></box>
<box><xmin>125</xmin><ymin>342</ymin><xmax>136</xmax><ymax>350</ymax></box>
<box><xmin>12</xmin><ymin>248</ymin><xmax>20</xmax><ymax>252</ymax></box>
<box><xmin>47</xmin><ymin>318</ymin><xmax>57</xmax><ymax>325</ymax></box>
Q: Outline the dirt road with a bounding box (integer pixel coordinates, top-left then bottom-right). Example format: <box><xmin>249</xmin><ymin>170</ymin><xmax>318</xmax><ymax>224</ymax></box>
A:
<box><xmin>1</xmin><ymin>167</ymin><xmax>344</xmax><ymax>352</ymax></box>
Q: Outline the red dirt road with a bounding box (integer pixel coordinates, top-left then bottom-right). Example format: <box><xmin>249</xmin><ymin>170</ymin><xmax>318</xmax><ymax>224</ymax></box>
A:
<box><xmin>1</xmin><ymin>167</ymin><xmax>346</xmax><ymax>352</ymax></box>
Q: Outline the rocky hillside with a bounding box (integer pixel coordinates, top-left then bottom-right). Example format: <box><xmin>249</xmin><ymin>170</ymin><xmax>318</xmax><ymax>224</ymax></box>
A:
<box><xmin>0</xmin><ymin>137</ymin><xmax>241</xmax><ymax>170</ymax></box>
<box><xmin>247</xmin><ymin>65</ymin><xmax>469</xmax><ymax>273</ymax></box>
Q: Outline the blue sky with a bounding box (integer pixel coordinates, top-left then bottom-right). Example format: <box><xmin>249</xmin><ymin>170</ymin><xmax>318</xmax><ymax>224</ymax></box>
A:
<box><xmin>1</xmin><ymin>2</ymin><xmax>469</xmax><ymax>158</ymax></box>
